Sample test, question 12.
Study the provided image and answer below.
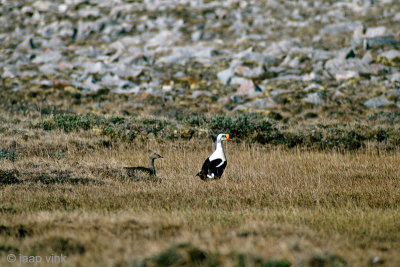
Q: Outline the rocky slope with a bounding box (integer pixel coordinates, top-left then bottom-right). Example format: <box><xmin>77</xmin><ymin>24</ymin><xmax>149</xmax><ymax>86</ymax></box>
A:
<box><xmin>1</xmin><ymin>0</ymin><xmax>399</xmax><ymax>120</ymax></box>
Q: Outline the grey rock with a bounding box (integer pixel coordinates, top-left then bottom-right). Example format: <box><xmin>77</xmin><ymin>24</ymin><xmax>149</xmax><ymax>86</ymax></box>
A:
<box><xmin>217</xmin><ymin>68</ymin><xmax>234</xmax><ymax>85</ymax></box>
<box><xmin>271</xmin><ymin>74</ymin><xmax>302</xmax><ymax>81</ymax></box>
<box><xmin>2</xmin><ymin>65</ymin><xmax>18</xmax><ymax>78</ymax></box>
<box><xmin>380</xmin><ymin>50</ymin><xmax>400</xmax><ymax>60</ymax></box>
<box><xmin>78</xmin><ymin>7</ymin><xmax>101</xmax><ymax>18</ymax></box>
<box><xmin>364</xmin><ymin>97</ymin><xmax>394</xmax><ymax>108</ymax></box>
<box><xmin>147</xmin><ymin>30</ymin><xmax>181</xmax><ymax>47</ymax></box>
<box><xmin>16</xmin><ymin>36</ymin><xmax>36</xmax><ymax>50</ymax></box>
<box><xmin>39</xmin><ymin>64</ymin><xmax>59</xmax><ymax>74</ymax></box>
<box><xmin>257</xmin><ymin>84</ymin><xmax>266</xmax><ymax>92</ymax></box>
<box><xmin>389</xmin><ymin>73</ymin><xmax>400</xmax><ymax>82</ymax></box>
<box><xmin>190</xmin><ymin>90</ymin><xmax>217</xmax><ymax>100</ymax></box>
<box><xmin>303</xmin><ymin>92</ymin><xmax>324</xmax><ymax>105</ymax></box>
<box><xmin>267</xmin><ymin>66</ymin><xmax>286</xmax><ymax>74</ymax></box>
<box><xmin>58</xmin><ymin>4</ymin><xmax>68</xmax><ymax>13</ymax></box>
<box><xmin>191</xmin><ymin>31</ymin><xmax>202</xmax><ymax>42</ymax></box>
<box><xmin>33</xmin><ymin>1</ymin><xmax>52</xmax><ymax>12</ymax></box>
<box><xmin>121</xmin><ymin>36</ymin><xmax>141</xmax><ymax>46</ymax></box>
<box><xmin>230</xmin><ymin>77</ymin><xmax>249</xmax><ymax>86</ymax></box>
<box><xmin>361</xmin><ymin>51</ymin><xmax>373</xmax><ymax>64</ymax></box>
<box><xmin>394</xmin><ymin>12</ymin><xmax>400</xmax><ymax>22</ymax></box>
<box><xmin>363</xmin><ymin>38</ymin><xmax>400</xmax><ymax>49</ymax></box>
<box><xmin>101</xmin><ymin>73</ymin><xmax>125</xmax><ymax>87</ymax></box>
<box><xmin>83</xmin><ymin>76</ymin><xmax>101</xmax><ymax>92</ymax></box>
<box><xmin>304</xmin><ymin>83</ymin><xmax>323</xmax><ymax>92</ymax></box>
<box><xmin>264</xmin><ymin>39</ymin><xmax>302</xmax><ymax>58</ymax></box>
<box><xmin>385</xmin><ymin>89</ymin><xmax>400</xmax><ymax>97</ymax></box>
<box><xmin>19</xmin><ymin>71</ymin><xmax>38</xmax><ymax>77</ymax></box>
<box><xmin>311</xmin><ymin>50</ymin><xmax>335</xmax><ymax>62</ymax></box>
<box><xmin>352</xmin><ymin>25</ymin><xmax>398</xmax><ymax>48</ymax></box>
<box><xmin>333</xmin><ymin>90</ymin><xmax>346</xmax><ymax>98</ymax></box>
<box><xmin>332</xmin><ymin>71</ymin><xmax>360</xmax><ymax>80</ymax></box>
<box><xmin>302</xmin><ymin>72</ymin><xmax>323</xmax><ymax>82</ymax></box>
<box><xmin>42</xmin><ymin>37</ymin><xmax>64</xmax><ymax>49</ymax></box>
<box><xmin>82</xmin><ymin>61</ymin><xmax>105</xmax><ymax>74</ymax></box>
<box><xmin>1</xmin><ymin>0</ymin><xmax>398</xmax><ymax>103</ymax></box>
<box><xmin>75</xmin><ymin>47</ymin><xmax>104</xmax><ymax>58</ymax></box>
<box><xmin>319</xmin><ymin>21</ymin><xmax>362</xmax><ymax>35</ymax></box>
<box><xmin>270</xmin><ymin>89</ymin><xmax>292</xmax><ymax>97</ymax></box>
<box><xmin>109</xmin><ymin>64</ymin><xmax>144</xmax><ymax>78</ymax></box>
<box><xmin>156</xmin><ymin>46</ymin><xmax>215</xmax><ymax>65</ymax></box>
<box><xmin>364</xmin><ymin>26</ymin><xmax>391</xmax><ymax>38</ymax></box>
<box><xmin>235</xmin><ymin>79</ymin><xmax>258</xmax><ymax>96</ymax></box>
<box><xmin>235</xmin><ymin>47</ymin><xmax>276</xmax><ymax>65</ymax></box>
<box><xmin>325</xmin><ymin>57</ymin><xmax>385</xmax><ymax>80</ymax></box>
<box><xmin>32</xmin><ymin>51</ymin><xmax>62</xmax><ymax>64</ymax></box>
<box><xmin>234</xmin><ymin>65</ymin><xmax>265</xmax><ymax>78</ymax></box>
<box><xmin>233</xmin><ymin>97</ymin><xmax>277</xmax><ymax>111</ymax></box>
<box><xmin>115</xmin><ymin>86</ymin><xmax>141</xmax><ymax>94</ymax></box>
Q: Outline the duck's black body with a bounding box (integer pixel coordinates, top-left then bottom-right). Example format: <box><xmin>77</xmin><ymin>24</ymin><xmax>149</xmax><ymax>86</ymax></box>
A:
<box><xmin>196</xmin><ymin>133</ymin><xmax>231</xmax><ymax>180</ymax></box>
<box><xmin>197</xmin><ymin>158</ymin><xmax>227</xmax><ymax>180</ymax></box>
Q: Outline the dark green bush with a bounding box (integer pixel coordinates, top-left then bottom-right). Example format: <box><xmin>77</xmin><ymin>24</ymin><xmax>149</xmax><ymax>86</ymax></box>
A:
<box><xmin>54</xmin><ymin>113</ymin><xmax>97</xmax><ymax>132</ymax></box>
<box><xmin>0</xmin><ymin>149</ymin><xmax>17</xmax><ymax>161</ymax></box>
<box><xmin>183</xmin><ymin>114</ymin><xmax>206</xmax><ymax>127</ymax></box>
<box><xmin>29</xmin><ymin>110</ymin><xmax>400</xmax><ymax>151</ymax></box>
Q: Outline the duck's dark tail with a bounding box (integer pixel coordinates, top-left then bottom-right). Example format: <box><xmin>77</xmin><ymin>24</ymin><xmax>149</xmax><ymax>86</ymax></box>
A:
<box><xmin>196</xmin><ymin>171</ymin><xmax>206</xmax><ymax>180</ymax></box>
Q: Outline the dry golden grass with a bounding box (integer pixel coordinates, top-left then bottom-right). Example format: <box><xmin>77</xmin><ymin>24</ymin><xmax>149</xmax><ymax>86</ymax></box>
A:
<box><xmin>1</xmin><ymin>131</ymin><xmax>400</xmax><ymax>266</ymax></box>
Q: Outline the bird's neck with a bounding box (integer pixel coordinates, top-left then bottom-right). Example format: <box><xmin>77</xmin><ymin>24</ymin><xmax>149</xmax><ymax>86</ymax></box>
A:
<box><xmin>215</xmin><ymin>140</ymin><xmax>224</xmax><ymax>154</ymax></box>
<box><xmin>149</xmin><ymin>158</ymin><xmax>155</xmax><ymax>173</ymax></box>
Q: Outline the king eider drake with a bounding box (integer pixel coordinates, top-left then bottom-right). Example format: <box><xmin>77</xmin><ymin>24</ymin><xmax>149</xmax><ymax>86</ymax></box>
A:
<box><xmin>124</xmin><ymin>152</ymin><xmax>163</xmax><ymax>180</ymax></box>
<box><xmin>196</xmin><ymin>133</ymin><xmax>231</xmax><ymax>180</ymax></box>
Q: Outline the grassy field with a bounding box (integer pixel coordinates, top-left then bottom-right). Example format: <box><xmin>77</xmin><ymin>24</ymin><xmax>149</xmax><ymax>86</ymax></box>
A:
<box><xmin>1</xmin><ymin>121</ymin><xmax>400</xmax><ymax>266</ymax></box>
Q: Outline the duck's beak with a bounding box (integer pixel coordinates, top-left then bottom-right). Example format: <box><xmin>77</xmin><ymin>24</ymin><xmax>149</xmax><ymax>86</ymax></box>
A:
<box><xmin>158</xmin><ymin>154</ymin><xmax>163</xmax><ymax>158</ymax></box>
<box><xmin>226</xmin><ymin>134</ymin><xmax>231</xmax><ymax>141</ymax></box>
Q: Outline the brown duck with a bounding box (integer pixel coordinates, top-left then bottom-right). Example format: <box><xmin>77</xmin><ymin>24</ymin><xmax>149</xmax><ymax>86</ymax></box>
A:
<box><xmin>124</xmin><ymin>152</ymin><xmax>163</xmax><ymax>179</ymax></box>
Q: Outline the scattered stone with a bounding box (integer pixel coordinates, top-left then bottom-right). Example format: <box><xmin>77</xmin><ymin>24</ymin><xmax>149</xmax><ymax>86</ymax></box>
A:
<box><xmin>0</xmin><ymin>0</ymin><xmax>398</xmax><ymax>116</ymax></box>
<box><xmin>370</xmin><ymin>255</ymin><xmax>384</xmax><ymax>266</ymax></box>
<box><xmin>190</xmin><ymin>90</ymin><xmax>217</xmax><ymax>100</ymax></box>
<box><xmin>389</xmin><ymin>73</ymin><xmax>400</xmax><ymax>82</ymax></box>
<box><xmin>380</xmin><ymin>50</ymin><xmax>400</xmax><ymax>60</ymax></box>
<box><xmin>32</xmin><ymin>51</ymin><xmax>62</xmax><ymax>64</ymax></box>
<box><xmin>230</xmin><ymin>77</ymin><xmax>249</xmax><ymax>86</ymax></box>
<box><xmin>304</xmin><ymin>83</ymin><xmax>323</xmax><ymax>92</ymax></box>
<box><xmin>32</xmin><ymin>1</ymin><xmax>52</xmax><ymax>12</ymax></box>
<box><xmin>319</xmin><ymin>21</ymin><xmax>362</xmax><ymax>35</ymax></box>
<box><xmin>235</xmin><ymin>80</ymin><xmax>262</xmax><ymax>97</ymax></box>
<box><xmin>234</xmin><ymin>65</ymin><xmax>265</xmax><ymax>78</ymax></box>
<box><xmin>233</xmin><ymin>97</ymin><xmax>277</xmax><ymax>111</ymax></box>
<box><xmin>364</xmin><ymin>97</ymin><xmax>394</xmax><ymax>108</ymax></box>
<box><xmin>364</xmin><ymin>26</ymin><xmax>391</xmax><ymax>38</ymax></box>
<box><xmin>303</xmin><ymin>72</ymin><xmax>322</xmax><ymax>82</ymax></box>
<box><xmin>270</xmin><ymin>89</ymin><xmax>292</xmax><ymax>97</ymax></box>
<box><xmin>217</xmin><ymin>68</ymin><xmax>234</xmax><ymax>86</ymax></box>
<box><xmin>303</xmin><ymin>92</ymin><xmax>324</xmax><ymax>105</ymax></box>
<box><xmin>364</xmin><ymin>38</ymin><xmax>400</xmax><ymax>49</ymax></box>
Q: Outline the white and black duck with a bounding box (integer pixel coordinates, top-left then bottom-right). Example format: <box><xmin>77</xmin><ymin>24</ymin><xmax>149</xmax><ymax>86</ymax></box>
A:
<box><xmin>196</xmin><ymin>133</ymin><xmax>231</xmax><ymax>180</ymax></box>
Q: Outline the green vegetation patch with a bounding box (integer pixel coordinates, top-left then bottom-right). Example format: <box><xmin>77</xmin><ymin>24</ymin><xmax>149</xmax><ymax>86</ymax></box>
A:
<box><xmin>140</xmin><ymin>243</ymin><xmax>291</xmax><ymax>267</ymax></box>
<box><xmin>16</xmin><ymin>110</ymin><xmax>400</xmax><ymax>151</ymax></box>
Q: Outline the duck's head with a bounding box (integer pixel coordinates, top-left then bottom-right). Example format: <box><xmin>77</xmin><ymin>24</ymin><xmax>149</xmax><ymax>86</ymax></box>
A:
<box><xmin>217</xmin><ymin>133</ymin><xmax>232</xmax><ymax>142</ymax></box>
<box><xmin>149</xmin><ymin>152</ymin><xmax>163</xmax><ymax>159</ymax></box>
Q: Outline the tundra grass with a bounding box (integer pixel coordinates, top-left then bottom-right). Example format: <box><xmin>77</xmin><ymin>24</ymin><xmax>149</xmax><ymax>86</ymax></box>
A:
<box><xmin>1</xmin><ymin>130</ymin><xmax>400</xmax><ymax>266</ymax></box>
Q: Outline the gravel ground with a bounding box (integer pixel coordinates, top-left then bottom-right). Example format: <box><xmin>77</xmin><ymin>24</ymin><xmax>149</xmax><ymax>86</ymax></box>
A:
<box><xmin>1</xmin><ymin>0</ymin><xmax>400</xmax><ymax>119</ymax></box>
